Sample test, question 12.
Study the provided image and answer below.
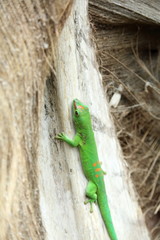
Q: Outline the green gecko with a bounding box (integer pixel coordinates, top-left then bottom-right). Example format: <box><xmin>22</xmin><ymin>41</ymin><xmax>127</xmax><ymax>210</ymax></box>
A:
<box><xmin>56</xmin><ymin>99</ymin><xmax>118</xmax><ymax>240</ymax></box>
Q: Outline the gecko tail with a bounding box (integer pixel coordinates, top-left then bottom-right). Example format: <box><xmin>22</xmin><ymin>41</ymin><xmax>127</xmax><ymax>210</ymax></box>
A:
<box><xmin>97</xmin><ymin>190</ymin><xmax>118</xmax><ymax>240</ymax></box>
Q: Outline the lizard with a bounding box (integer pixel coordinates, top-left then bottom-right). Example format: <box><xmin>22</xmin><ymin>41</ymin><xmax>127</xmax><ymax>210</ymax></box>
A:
<box><xmin>55</xmin><ymin>99</ymin><xmax>118</xmax><ymax>240</ymax></box>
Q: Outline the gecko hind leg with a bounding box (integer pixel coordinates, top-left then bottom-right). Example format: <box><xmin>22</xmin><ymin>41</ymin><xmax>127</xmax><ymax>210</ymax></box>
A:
<box><xmin>84</xmin><ymin>181</ymin><xmax>97</xmax><ymax>213</ymax></box>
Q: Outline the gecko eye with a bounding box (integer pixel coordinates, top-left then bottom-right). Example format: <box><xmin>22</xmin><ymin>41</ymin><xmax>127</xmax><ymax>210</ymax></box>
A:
<box><xmin>75</xmin><ymin>110</ymin><xmax>79</xmax><ymax>116</ymax></box>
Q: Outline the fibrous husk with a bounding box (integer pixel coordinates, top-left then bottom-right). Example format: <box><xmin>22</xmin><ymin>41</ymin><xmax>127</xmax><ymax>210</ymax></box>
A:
<box><xmin>89</xmin><ymin>1</ymin><xmax>160</xmax><ymax>239</ymax></box>
<box><xmin>0</xmin><ymin>1</ymin><xmax>73</xmax><ymax>239</ymax></box>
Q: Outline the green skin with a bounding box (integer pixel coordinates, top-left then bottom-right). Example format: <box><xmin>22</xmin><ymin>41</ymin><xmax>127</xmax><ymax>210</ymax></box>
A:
<box><xmin>56</xmin><ymin>99</ymin><xmax>118</xmax><ymax>240</ymax></box>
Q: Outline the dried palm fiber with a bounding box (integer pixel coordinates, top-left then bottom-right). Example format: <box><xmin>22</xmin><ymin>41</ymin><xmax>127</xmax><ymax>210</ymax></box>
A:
<box><xmin>89</xmin><ymin>1</ymin><xmax>160</xmax><ymax>239</ymax></box>
<box><xmin>0</xmin><ymin>0</ymin><xmax>73</xmax><ymax>240</ymax></box>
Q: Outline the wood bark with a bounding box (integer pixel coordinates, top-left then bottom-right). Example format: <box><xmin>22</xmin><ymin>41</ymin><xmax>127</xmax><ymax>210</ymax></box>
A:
<box><xmin>0</xmin><ymin>0</ymin><xmax>151</xmax><ymax>240</ymax></box>
<box><xmin>89</xmin><ymin>2</ymin><xmax>160</xmax><ymax>239</ymax></box>
<box><xmin>39</xmin><ymin>1</ymin><xmax>150</xmax><ymax>239</ymax></box>
<box><xmin>0</xmin><ymin>0</ymin><xmax>72</xmax><ymax>239</ymax></box>
<box><xmin>89</xmin><ymin>0</ymin><xmax>160</xmax><ymax>25</ymax></box>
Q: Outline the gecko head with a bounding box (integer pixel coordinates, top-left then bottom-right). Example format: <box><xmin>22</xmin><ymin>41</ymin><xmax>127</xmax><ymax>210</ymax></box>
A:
<box><xmin>72</xmin><ymin>99</ymin><xmax>91</xmax><ymax>129</ymax></box>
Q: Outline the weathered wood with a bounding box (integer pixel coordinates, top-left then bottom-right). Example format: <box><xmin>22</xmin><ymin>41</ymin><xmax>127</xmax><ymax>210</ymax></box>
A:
<box><xmin>0</xmin><ymin>1</ymin><xmax>73</xmax><ymax>240</ymax></box>
<box><xmin>89</xmin><ymin>1</ymin><xmax>160</xmax><ymax>239</ymax></box>
<box><xmin>38</xmin><ymin>0</ymin><xmax>150</xmax><ymax>239</ymax></box>
<box><xmin>0</xmin><ymin>0</ymin><xmax>152</xmax><ymax>239</ymax></box>
<box><xmin>89</xmin><ymin>0</ymin><xmax>160</xmax><ymax>25</ymax></box>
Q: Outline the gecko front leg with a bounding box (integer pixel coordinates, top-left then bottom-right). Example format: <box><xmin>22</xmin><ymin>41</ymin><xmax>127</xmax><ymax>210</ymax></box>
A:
<box><xmin>55</xmin><ymin>132</ymin><xmax>81</xmax><ymax>147</ymax></box>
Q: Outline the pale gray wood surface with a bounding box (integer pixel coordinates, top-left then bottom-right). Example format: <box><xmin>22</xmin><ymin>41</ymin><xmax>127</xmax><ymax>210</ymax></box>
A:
<box><xmin>38</xmin><ymin>0</ymin><xmax>151</xmax><ymax>239</ymax></box>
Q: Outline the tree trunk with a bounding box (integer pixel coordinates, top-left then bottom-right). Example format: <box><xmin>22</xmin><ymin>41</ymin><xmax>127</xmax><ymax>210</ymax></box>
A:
<box><xmin>39</xmin><ymin>1</ymin><xmax>150</xmax><ymax>240</ymax></box>
<box><xmin>0</xmin><ymin>0</ymin><xmax>150</xmax><ymax>240</ymax></box>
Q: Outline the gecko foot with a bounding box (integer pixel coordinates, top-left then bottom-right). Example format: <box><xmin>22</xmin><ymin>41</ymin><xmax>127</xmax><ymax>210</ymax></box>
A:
<box><xmin>55</xmin><ymin>132</ymin><xmax>67</xmax><ymax>141</ymax></box>
<box><xmin>84</xmin><ymin>199</ymin><xmax>97</xmax><ymax>213</ymax></box>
